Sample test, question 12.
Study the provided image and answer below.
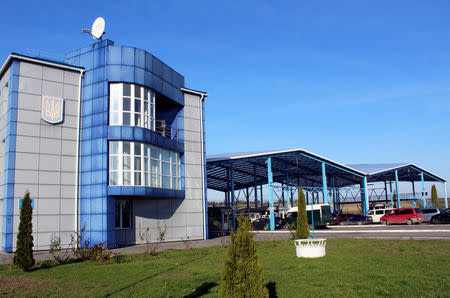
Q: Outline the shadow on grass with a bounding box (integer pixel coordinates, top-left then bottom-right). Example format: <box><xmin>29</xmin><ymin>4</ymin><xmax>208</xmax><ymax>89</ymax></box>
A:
<box><xmin>183</xmin><ymin>282</ymin><xmax>218</xmax><ymax>297</ymax></box>
<box><xmin>266</xmin><ymin>281</ymin><xmax>278</xmax><ymax>298</ymax></box>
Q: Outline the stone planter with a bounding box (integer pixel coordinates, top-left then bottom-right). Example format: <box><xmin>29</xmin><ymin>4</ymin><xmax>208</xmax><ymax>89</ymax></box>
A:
<box><xmin>294</xmin><ymin>238</ymin><xmax>327</xmax><ymax>258</ymax></box>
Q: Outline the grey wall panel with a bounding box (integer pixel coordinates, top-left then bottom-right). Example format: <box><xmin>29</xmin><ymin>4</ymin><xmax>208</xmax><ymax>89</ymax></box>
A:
<box><xmin>42</xmin><ymin>81</ymin><xmax>63</xmax><ymax>98</ymax></box>
<box><xmin>17</xmin><ymin>93</ymin><xmax>41</xmax><ymax>111</ymax></box>
<box><xmin>14</xmin><ymin>153</ymin><xmax>39</xmax><ymax>170</ymax></box>
<box><xmin>18</xmin><ymin>77</ymin><xmax>42</xmax><ymax>95</ymax></box>
<box><xmin>16</xmin><ymin>122</ymin><xmax>40</xmax><ymax>137</ymax></box>
<box><xmin>38</xmin><ymin>199</ymin><xmax>61</xmax><ymax>214</ymax></box>
<box><xmin>40</xmin><ymin>125</ymin><xmax>62</xmax><ymax>139</ymax></box>
<box><xmin>19</xmin><ymin>62</ymin><xmax>42</xmax><ymax>79</ymax></box>
<box><xmin>43</xmin><ymin>67</ymin><xmax>64</xmax><ymax>83</ymax></box>
<box><xmin>63</xmin><ymin>71</ymin><xmax>79</xmax><ymax>86</ymax></box>
<box><xmin>39</xmin><ymin>171</ymin><xmax>61</xmax><ymax>185</ymax></box>
<box><xmin>17</xmin><ymin>109</ymin><xmax>40</xmax><ymax>124</ymax></box>
<box><xmin>39</xmin><ymin>154</ymin><xmax>61</xmax><ymax>171</ymax></box>
<box><xmin>8</xmin><ymin>61</ymin><xmax>82</xmax><ymax>251</ymax></box>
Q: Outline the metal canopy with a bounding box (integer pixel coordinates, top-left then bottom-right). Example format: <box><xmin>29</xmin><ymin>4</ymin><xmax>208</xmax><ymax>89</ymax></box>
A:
<box><xmin>349</xmin><ymin>163</ymin><xmax>446</xmax><ymax>183</ymax></box>
<box><xmin>206</xmin><ymin>151</ymin><xmax>447</xmax><ymax>192</ymax></box>
<box><xmin>206</xmin><ymin>149</ymin><xmax>366</xmax><ymax>192</ymax></box>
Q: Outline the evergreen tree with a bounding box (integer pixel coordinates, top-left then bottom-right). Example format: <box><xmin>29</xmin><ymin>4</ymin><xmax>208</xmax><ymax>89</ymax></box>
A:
<box><xmin>294</xmin><ymin>187</ymin><xmax>310</xmax><ymax>239</ymax></box>
<box><xmin>219</xmin><ymin>213</ymin><xmax>268</xmax><ymax>298</ymax></box>
<box><xmin>431</xmin><ymin>185</ymin><xmax>439</xmax><ymax>207</ymax></box>
<box><xmin>13</xmin><ymin>192</ymin><xmax>35</xmax><ymax>271</ymax></box>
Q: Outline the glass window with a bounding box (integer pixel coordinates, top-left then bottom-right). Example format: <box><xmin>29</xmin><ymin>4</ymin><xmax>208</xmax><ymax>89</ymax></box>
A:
<box><xmin>109</xmin><ymin>141</ymin><xmax>181</xmax><ymax>189</ymax></box>
<box><xmin>115</xmin><ymin>199</ymin><xmax>131</xmax><ymax>229</ymax></box>
<box><xmin>109</xmin><ymin>83</ymin><xmax>155</xmax><ymax>130</ymax></box>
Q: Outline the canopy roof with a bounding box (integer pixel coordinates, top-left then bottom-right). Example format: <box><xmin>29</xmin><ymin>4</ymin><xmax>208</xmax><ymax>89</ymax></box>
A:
<box><xmin>206</xmin><ymin>150</ymin><xmax>446</xmax><ymax>192</ymax></box>
<box><xmin>349</xmin><ymin>163</ymin><xmax>446</xmax><ymax>183</ymax></box>
<box><xmin>206</xmin><ymin>149</ymin><xmax>366</xmax><ymax>192</ymax></box>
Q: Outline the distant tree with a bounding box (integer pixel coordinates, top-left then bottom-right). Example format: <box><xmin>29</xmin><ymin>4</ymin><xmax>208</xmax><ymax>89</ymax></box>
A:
<box><xmin>431</xmin><ymin>185</ymin><xmax>439</xmax><ymax>207</ymax></box>
<box><xmin>219</xmin><ymin>213</ymin><xmax>268</xmax><ymax>298</ymax></box>
<box><xmin>13</xmin><ymin>192</ymin><xmax>35</xmax><ymax>271</ymax></box>
<box><xmin>293</xmin><ymin>187</ymin><xmax>310</xmax><ymax>239</ymax></box>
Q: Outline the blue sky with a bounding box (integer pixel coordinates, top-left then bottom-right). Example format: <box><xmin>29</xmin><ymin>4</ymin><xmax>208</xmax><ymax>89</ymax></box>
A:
<box><xmin>2</xmin><ymin>1</ymin><xmax>449</xmax><ymax>196</ymax></box>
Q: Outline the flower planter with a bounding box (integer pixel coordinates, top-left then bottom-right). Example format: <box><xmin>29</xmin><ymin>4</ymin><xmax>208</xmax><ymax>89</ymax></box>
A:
<box><xmin>294</xmin><ymin>238</ymin><xmax>327</xmax><ymax>258</ymax></box>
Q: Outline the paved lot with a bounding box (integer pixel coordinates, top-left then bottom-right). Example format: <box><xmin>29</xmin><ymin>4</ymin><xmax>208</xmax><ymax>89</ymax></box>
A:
<box><xmin>1</xmin><ymin>224</ymin><xmax>449</xmax><ymax>264</ymax></box>
<box><xmin>254</xmin><ymin>224</ymin><xmax>450</xmax><ymax>240</ymax></box>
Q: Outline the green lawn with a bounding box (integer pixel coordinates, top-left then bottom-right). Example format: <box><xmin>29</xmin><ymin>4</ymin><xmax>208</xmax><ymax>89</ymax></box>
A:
<box><xmin>1</xmin><ymin>239</ymin><xmax>449</xmax><ymax>297</ymax></box>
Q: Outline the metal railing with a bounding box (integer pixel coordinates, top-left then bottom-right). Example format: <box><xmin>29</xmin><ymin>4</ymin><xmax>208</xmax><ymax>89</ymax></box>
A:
<box><xmin>155</xmin><ymin>120</ymin><xmax>179</xmax><ymax>141</ymax></box>
<box><xmin>25</xmin><ymin>49</ymin><xmax>77</xmax><ymax>65</ymax></box>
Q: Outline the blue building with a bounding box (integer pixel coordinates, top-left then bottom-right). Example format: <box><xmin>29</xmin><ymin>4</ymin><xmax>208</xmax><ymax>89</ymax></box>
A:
<box><xmin>0</xmin><ymin>39</ymin><xmax>208</xmax><ymax>252</ymax></box>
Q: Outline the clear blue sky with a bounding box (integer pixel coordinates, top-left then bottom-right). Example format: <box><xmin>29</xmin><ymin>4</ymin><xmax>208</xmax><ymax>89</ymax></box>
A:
<box><xmin>2</xmin><ymin>1</ymin><xmax>449</xmax><ymax>195</ymax></box>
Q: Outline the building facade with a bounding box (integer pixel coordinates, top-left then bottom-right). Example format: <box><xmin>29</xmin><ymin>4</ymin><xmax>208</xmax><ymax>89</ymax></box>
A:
<box><xmin>0</xmin><ymin>40</ymin><xmax>207</xmax><ymax>252</ymax></box>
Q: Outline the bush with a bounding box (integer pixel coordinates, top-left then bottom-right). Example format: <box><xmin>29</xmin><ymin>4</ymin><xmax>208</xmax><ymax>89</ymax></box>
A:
<box><xmin>13</xmin><ymin>192</ymin><xmax>35</xmax><ymax>271</ymax></box>
<box><xmin>431</xmin><ymin>185</ymin><xmax>439</xmax><ymax>207</ymax></box>
<box><xmin>49</xmin><ymin>234</ymin><xmax>71</xmax><ymax>264</ymax></box>
<box><xmin>219</xmin><ymin>213</ymin><xmax>268</xmax><ymax>298</ymax></box>
<box><xmin>293</xmin><ymin>187</ymin><xmax>310</xmax><ymax>239</ymax></box>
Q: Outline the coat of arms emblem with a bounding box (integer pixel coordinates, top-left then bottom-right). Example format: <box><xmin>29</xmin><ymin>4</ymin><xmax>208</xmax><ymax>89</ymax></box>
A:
<box><xmin>41</xmin><ymin>96</ymin><xmax>64</xmax><ymax>124</ymax></box>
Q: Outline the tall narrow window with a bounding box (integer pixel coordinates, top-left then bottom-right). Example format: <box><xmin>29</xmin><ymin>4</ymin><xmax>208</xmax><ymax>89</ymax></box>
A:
<box><xmin>115</xmin><ymin>199</ymin><xmax>131</xmax><ymax>229</ymax></box>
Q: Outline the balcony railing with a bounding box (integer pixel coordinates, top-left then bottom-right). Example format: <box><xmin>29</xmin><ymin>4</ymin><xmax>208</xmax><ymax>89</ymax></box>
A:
<box><xmin>155</xmin><ymin>120</ymin><xmax>179</xmax><ymax>141</ymax></box>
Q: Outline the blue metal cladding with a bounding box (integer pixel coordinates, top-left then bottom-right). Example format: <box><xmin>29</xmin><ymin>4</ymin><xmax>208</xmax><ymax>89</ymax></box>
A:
<box><xmin>107</xmin><ymin>126</ymin><xmax>184</xmax><ymax>153</ymax></box>
<box><xmin>2</xmin><ymin>60</ymin><xmax>19</xmax><ymax>252</ymax></box>
<box><xmin>67</xmin><ymin>39</ymin><xmax>187</xmax><ymax>248</ymax></box>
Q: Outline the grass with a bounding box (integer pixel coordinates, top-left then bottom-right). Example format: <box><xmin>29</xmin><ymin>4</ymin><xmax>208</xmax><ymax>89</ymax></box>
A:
<box><xmin>0</xmin><ymin>239</ymin><xmax>449</xmax><ymax>297</ymax></box>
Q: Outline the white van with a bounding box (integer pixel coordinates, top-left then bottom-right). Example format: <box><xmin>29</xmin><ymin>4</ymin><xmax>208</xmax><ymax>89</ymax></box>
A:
<box><xmin>367</xmin><ymin>209</ymin><xmax>391</xmax><ymax>223</ymax></box>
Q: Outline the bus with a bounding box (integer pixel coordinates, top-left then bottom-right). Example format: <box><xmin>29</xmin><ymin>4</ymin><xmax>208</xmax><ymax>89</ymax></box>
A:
<box><xmin>283</xmin><ymin>204</ymin><xmax>333</xmax><ymax>228</ymax></box>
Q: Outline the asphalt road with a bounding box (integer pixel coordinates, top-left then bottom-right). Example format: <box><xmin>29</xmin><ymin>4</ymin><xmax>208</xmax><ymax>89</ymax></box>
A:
<box><xmin>253</xmin><ymin>223</ymin><xmax>450</xmax><ymax>240</ymax></box>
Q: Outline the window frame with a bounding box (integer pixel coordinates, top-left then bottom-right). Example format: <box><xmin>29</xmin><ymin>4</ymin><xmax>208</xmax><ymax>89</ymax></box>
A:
<box><xmin>115</xmin><ymin>199</ymin><xmax>132</xmax><ymax>229</ymax></box>
<box><xmin>109</xmin><ymin>83</ymin><xmax>155</xmax><ymax>130</ymax></box>
<box><xmin>109</xmin><ymin>141</ymin><xmax>181</xmax><ymax>190</ymax></box>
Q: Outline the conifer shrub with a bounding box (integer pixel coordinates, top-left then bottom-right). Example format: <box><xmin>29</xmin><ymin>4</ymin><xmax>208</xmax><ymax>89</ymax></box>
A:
<box><xmin>13</xmin><ymin>192</ymin><xmax>35</xmax><ymax>271</ymax></box>
<box><xmin>293</xmin><ymin>187</ymin><xmax>310</xmax><ymax>239</ymax></box>
<box><xmin>219</xmin><ymin>213</ymin><xmax>268</xmax><ymax>298</ymax></box>
<box><xmin>431</xmin><ymin>185</ymin><xmax>439</xmax><ymax>207</ymax></box>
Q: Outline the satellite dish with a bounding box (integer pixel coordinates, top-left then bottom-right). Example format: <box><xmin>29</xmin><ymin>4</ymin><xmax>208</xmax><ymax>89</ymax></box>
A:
<box><xmin>91</xmin><ymin>17</ymin><xmax>105</xmax><ymax>40</ymax></box>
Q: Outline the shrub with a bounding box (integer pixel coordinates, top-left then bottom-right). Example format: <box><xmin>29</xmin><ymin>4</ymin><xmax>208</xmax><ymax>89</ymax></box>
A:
<box><xmin>138</xmin><ymin>227</ymin><xmax>157</xmax><ymax>256</ymax></box>
<box><xmin>13</xmin><ymin>192</ymin><xmax>35</xmax><ymax>271</ymax></box>
<box><xmin>219</xmin><ymin>213</ymin><xmax>268</xmax><ymax>298</ymax></box>
<box><xmin>431</xmin><ymin>185</ymin><xmax>439</xmax><ymax>207</ymax></box>
<box><xmin>49</xmin><ymin>233</ymin><xmax>71</xmax><ymax>264</ymax></box>
<box><xmin>293</xmin><ymin>187</ymin><xmax>310</xmax><ymax>239</ymax></box>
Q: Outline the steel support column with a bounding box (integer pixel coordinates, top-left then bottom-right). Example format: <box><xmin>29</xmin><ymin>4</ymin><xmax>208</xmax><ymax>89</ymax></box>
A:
<box><xmin>321</xmin><ymin>162</ymin><xmax>328</xmax><ymax>204</ymax></box>
<box><xmin>412</xmin><ymin>181</ymin><xmax>416</xmax><ymax>207</ymax></box>
<box><xmin>444</xmin><ymin>182</ymin><xmax>448</xmax><ymax>209</ymax></box>
<box><xmin>384</xmin><ymin>181</ymin><xmax>388</xmax><ymax>202</ymax></box>
<box><xmin>253</xmin><ymin>164</ymin><xmax>258</xmax><ymax>208</ymax></box>
<box><xmin>389</xmin><ymin>181</ymin><xmax>394</xmax><ymax>207</ymax></box>
<box><xmin>231</xmin><ymin>164</ymin><xmax>236</xmax><ymax>230</ymax></box>
<box><xmin>363</xmin><ymin>177</ymin><xmax>369</xmax><ymax>215</ymax></box>
<box><xmin>267</xmin><ymin>157</ymin><xmax>275</xmax><ymax>231</ymax></box>
<box><xmin>421</xmin><ymin>172</ymin><xmax>426</xmax><ymax>207</ymax></box>
<box><xmin>395</xmin><ymin>170</ymin><xmax>400</xmax><ymax>208</ymax></box>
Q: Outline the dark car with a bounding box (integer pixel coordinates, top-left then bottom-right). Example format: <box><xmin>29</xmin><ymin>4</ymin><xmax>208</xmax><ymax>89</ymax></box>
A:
<box><xmin>333</xmin><ymin>214</ymin><xmax>371</xmax><ymax>225</ymax></box>
<box><xmin>430</xmin><ymin>208</ymin><xmax>450</xmax><ymax>224</ymax></box>
<box><xmin>422</xmin><ymin>208</ymin><xmax>443</xmax><ymax>222</ymax></box>
<box><xmin>252</xmin><ymin>218</ymin><xmax>269</xmax><ymax>230</ymax></box>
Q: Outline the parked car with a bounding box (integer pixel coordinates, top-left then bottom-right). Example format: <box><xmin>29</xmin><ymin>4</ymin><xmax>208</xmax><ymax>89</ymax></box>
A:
<box><xmin>380</xmin><ymin>208</ymin><xmax>423</xmax><ymax>225</ymax></box>
<box><xmin>430</xmin><ymin>208</ymin><xmax>450</xmax><ymax>224</ymax></box>
<box><xmin>421</xmin><ymin>208</ymin><xmax>443</xmax><ymax>222</ymax></box>
<box><xmin>367</xmin><ymin>208</ymin><xmax>391</xmax><ymax>223</ymax></box>
<box><xmin>252</xmin><ymin>218</ymin><xmax>269</xmax><ymax>230</ymax></box>
<box><xmin>333</xmin><ymin>214</ymin><xmax>371</xmax><ymax>225</ymax></box>
<box><xmin>244</xmin><ymin>212</ymin><xmax>261</xmax><ymax>222</ymax></box>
